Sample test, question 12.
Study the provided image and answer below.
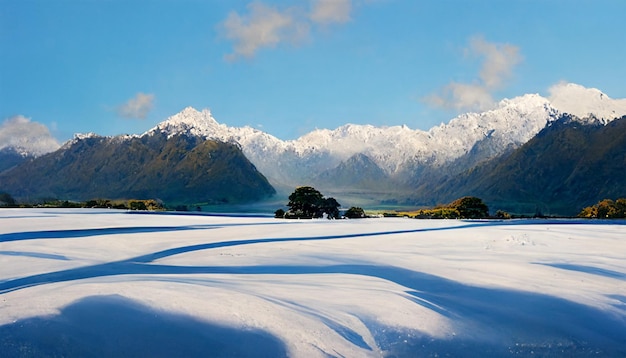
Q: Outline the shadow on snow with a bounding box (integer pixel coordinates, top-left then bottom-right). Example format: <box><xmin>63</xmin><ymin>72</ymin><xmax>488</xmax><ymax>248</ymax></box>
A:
<box><xmin>538</xmin><ymin>263</ymin><xmax>626</xmax><ymax>281</ymax></box>
<box><xmin>0</xmin><ymin>294</ymin><xmax>287</xmax><ymax>358</ymax></box>
<box><xmin>2</xmin><ymin>218</ymin><xmax>626</xmax><ymax>356</ymax></box>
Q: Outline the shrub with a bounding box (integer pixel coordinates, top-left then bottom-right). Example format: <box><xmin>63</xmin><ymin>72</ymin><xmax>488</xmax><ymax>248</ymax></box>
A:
<box><xmin>129</xmin><ymin>201</ymin><xmax>147</xmax><ymax>210</ymax></box>
<box><xmin>344</xmin><ymin>207</ymin><xmax>366</xmax><ymax>219</ymax></box>
<box><xmin>578</xmin><ymin>198</ymin><xmax>626</xmax><ymax>218</ymax></box>
<box><xmin>495</xmin><ymin>210</ymin><xmax>511</xmax><ymax>219</ymax></box>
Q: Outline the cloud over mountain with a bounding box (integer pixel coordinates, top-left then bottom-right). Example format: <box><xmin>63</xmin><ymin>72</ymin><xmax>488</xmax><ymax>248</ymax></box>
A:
<box><xmin>426</xmin><ymin>36</ymin><xmax>522</xmax><ymax>112</ymax></box>
<box><xmin>0</xmin><ymin>115</ymin><xmax>60</xmax><ymax>156</ymax></box>
<box><xmin>117</xmin><ymin>93</ymin><xmax>155</xmax><ymax>119</ymax></box>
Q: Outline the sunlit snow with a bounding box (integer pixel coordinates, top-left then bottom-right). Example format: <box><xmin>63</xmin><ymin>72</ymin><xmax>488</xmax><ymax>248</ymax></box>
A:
<box><xmin>1</xmin><ymin>209</ymin><xmax>625</xmax><ymax>357</ymax></box>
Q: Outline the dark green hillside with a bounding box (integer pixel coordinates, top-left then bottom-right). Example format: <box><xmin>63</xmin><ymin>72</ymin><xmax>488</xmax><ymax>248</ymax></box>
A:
<box><xmin>0</xmin><ymin>148</ymin><xmax>28</xmax><ymax>173</ymax></box>
<box><xmin>0</xmin><ymin>133</ymin><xmax>275</xmax><ymax>205</ymax></box>
<box><xmin>413</xmin><ymin>115</ymin><xmax>626</xmax><ymax>216</ymax></box>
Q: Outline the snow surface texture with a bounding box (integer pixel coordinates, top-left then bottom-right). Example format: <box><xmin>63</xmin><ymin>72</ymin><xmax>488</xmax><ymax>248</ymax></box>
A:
<box><xmin>1</xmin><ymin>209</ymin><xmax>625</xmax><ymax>357</ymax></box>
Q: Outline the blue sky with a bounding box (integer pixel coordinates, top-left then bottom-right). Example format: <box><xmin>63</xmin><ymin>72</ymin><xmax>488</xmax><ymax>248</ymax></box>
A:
<box><xmin>1</xmin><ymin>0</ymin><xmax>625</xmax><ymax>143</ymax></box>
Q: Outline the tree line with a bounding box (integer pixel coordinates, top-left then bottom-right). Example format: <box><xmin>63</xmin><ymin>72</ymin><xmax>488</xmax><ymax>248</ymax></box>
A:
<box><xmin>274</xmin><ymin>186</ymin><xmax>367</xmax><ymax>219</ymax></box>
<box><xmin>275</xmin><ymin>187</ymin><xmax>494</xmax><ymax>220</ymax></box>
<box><xmin>0</xmin><ymin>192</ymin><xmax>164</xmax><ymax>211</ymax></box>
<box><xmin>383</xmin><ymin>196</ymin><xmax>493</xmax><ymax>219</ymax></box>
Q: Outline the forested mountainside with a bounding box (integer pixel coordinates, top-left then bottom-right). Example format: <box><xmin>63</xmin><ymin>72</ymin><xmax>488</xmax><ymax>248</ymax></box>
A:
<box><xmin>409</xmin><ymin>115</ymin><xmax>626</xmax><ymax>216</ymax></box>
<box><xmin>0</xmin><ymin>132</ymin><xmax>275</xmax><ymax>205</ymax></box>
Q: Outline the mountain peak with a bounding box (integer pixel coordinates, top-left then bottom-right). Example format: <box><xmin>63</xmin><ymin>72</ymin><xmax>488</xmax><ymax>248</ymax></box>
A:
<box><xmin>169</xmin><ymin>107</ymin><xmax>216</xmax><ymax>126</ymax></box>
<box><xmin>548</xmin><ymin>82</ymin><xmax>626</xmax><ymax>122</ymax></box>
<box><xmin>145</xmin><ymin>107</ymin><xmax>221</xmax><ymax>138</ymax></box>
<box><xmin>179</xmin><ymin>106</ymin><xmax>208</xmax><ymax>117</ymax></box>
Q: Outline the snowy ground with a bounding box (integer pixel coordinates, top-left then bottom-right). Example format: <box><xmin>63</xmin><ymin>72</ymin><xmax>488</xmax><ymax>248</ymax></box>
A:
<box><xmin>1</xmin><ymin>209</ymin><xmax>625</xmax><ymax>357</ymax></box>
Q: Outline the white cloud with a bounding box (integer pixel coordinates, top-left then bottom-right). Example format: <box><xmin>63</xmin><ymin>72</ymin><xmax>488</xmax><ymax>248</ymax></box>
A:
<box><xmin>0</xmin><ymin>115</ymin><xmax>60</xmax><ymax>155</ymax></box>
<box><xmin>219</xmin><ymin>1</ymin><xmax>355</xmax><ymax>61</ymax></box>
<box><xmin>117</xmin><ymin>92</ymin><xmax>155</xmax><ymax>119</ymax></box>
<box><xmin>310</xmin><ymin>0</ymin><xmax>352</xmax><ymax>24</ymax></box>
<box><xmin>425</xmin><ymin>82</ymin><xmax>495</xmax><ymax>112</ymax></box>
<box><xmin>426</xmin><ymin>36</ymin><xmax>522</xmax><ymax>112</ymax></box>
<box><xmin>220</xmin><ymin>2</ymin><xmax>309</xmax><ymax>61</ymax></box>
<box><xmin>468</xmin><ymin>36</ymin><xmax>522</xmax><ymax>89</ymax></box>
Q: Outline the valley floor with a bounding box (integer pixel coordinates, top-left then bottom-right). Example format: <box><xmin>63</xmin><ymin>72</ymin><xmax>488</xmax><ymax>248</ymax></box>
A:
<box><xmin>1</xmin><ymin>209</ymin><xmax>625</xmax><ymax>357</ymax></box>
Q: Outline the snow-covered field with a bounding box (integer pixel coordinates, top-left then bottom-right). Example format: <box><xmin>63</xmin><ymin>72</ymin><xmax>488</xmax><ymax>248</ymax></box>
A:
<box><xmin>1</xmin><ymin>209</ymin><xmax>625</xmax><ymax>357</ymax></box>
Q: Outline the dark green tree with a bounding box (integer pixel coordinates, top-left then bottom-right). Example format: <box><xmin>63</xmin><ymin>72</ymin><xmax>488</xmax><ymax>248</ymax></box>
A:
<box><xmin>274</xmin><ymin>208</ymin><xmax>285</xmax><ymax>218</ymax></box>
<box><xmin>344</xmin><ymin>206</ymin><xmax>366</xmax><ymax>219</ymax></box>
<box><xmin>287</xmin><ymin>186</ymin><xmax>324</xmax><ymax>218</ymax></box>
<box><xmin>319</xmin><ymin>197</ymin><xmax>340</xmax><ymax>219</ymax></box>
<box><xmin>449</xmin><ymin>196</ymin><xmax>489</xmax><ymax>219</ymax></box>
<box><xmin>129</xmin><ymin>201</ymin><xmax>147</xmax><ymax>210</ymax></box>
<box><xmin>285</xmin><ymin>186</ymin><xmax>340</xmax><ymax>219</ymax></box>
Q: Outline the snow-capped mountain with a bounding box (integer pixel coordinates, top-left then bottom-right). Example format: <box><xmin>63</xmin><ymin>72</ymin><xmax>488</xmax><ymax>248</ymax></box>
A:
<box><xmin>143</xmin><ymin>83</ymin><xmax>626</xmax><ymax>199</ymax></box>
<box><xmin>548</xmin><ymin>82</ymin><xmax>626</xmax><ymax>123</ymax></box>
<box><xmin>145</xmin><ymin>94</ymin><xmax>562</xmax><ymax>190</ymax></box>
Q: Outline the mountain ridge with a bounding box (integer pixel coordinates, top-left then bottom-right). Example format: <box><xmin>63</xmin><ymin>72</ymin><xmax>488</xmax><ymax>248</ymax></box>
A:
<box><xmin>0</xmin><ymin>132</ymin><xmax>275</xmax><ymax>205</ymax></box>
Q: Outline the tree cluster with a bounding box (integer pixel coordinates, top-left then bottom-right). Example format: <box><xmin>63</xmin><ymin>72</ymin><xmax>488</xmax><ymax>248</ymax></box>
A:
<box><xmin>0</xmin><ymin>193</ymin><xmax>165</xmax><ymax>211</ymax></box>
<box><xmin>578</xmin><ymin>198</ymin><xmax>626</xmax><ymax>218</ymax></box>
<box><xmin>277</xmin><ymin>186</ymin><xmax>340</xmax><ymax>219</ymax></box>
<box><xmin>390</xmin><ymin>196</ymin><xmax>490</xmax><ymax>219</ymax></box>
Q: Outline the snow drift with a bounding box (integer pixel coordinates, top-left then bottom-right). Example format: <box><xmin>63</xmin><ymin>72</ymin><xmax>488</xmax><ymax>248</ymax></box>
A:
<box><xmin>1</xmin><ymin>209</ymin><xmax>625</xmax><ymax>357</ymax></box>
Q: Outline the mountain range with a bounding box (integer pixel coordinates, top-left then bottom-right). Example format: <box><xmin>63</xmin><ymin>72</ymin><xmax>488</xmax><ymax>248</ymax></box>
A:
<box><xmin>1</xmin><ymin>82</ymin><xmax>625</xmax><ymax>214</ymax></box>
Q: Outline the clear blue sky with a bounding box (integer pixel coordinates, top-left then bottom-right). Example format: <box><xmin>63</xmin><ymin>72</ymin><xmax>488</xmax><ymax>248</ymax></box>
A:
<box><xmin>1</xmin><ymin>0</ymin><xmax>625</xmax><ymax>142</ymax></box>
